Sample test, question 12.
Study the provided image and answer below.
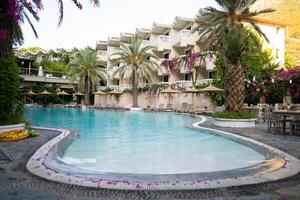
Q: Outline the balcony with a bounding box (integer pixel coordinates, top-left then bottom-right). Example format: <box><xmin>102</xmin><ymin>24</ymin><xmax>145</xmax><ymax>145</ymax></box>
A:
<box><xmin>141</xmin><ymin>40</ymin><xmax>151</xmax><ymax>49</ymax></box>
<box><xmin>19</xmin><ymin>67</ymin><xmax>76</xmax><ymax>85</ymax></box>
<box><xmin>171</xmin><ymin>30</ymin><xmax>194</xmax><ymax>47</ymax></box>
<box><xmin>156</xmin><ymin>59</ymin><xmax>170</xmax><ymax>76</ymax></box>
<box><xmin>107</xmin><ymin>47</ymin><xmax>120</xmax><ymax>60</ymax></box>
<box><xmin>97</xmin><ymin>50</ymin><xmax>108</xmax><ymax>62</ymax></box>
<box><xmin>99</xmin><ymin>84</ymin><xmax>132</xmax><ymax>91</ymax></box>
<box><xmin>194</xmin><ymin>53</ymin><xmax>216</xmax><ymax>71</ymax></box>
<box><xmin>175</xmin><ymin>80</ymin><xmax>193</xmax><ymax>88</ymax></box>
<box><xmin>150</xmin><ymin>36</ymin><xmax>171</xmax><ymax>51</ymax></box>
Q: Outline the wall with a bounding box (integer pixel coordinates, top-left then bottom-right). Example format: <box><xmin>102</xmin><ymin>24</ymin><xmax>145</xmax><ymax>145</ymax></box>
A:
<box><xmin>94</xmin><ymin>92</ymin><xmax>214</xmax><ymax>110</ymax></box>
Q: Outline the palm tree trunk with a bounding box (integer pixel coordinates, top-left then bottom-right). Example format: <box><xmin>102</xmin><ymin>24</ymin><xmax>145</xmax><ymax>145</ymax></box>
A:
<box><xmin>132</xmin><ymin>65</ymin><xmax>139</xmax><ymax>107</ymax></box>
<box><xmin>224</xmin><ymin>60</ymin><xmax>245</xmax><ymax>111</ymax></box>
<box><xmin>84</xmin><ymin>75</ymin><xmax>90</xmax><ymax>105</ymax></box>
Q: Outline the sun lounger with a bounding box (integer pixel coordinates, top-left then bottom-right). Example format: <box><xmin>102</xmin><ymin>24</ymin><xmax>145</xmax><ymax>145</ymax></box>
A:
<box><xmin>154</xmin><ymin>104</ymin><xmax>165</xmax><ymax>112</ymax></box>
<box><xmin>175</xmin><ymin>102</ymin><xmax>187</xmax><ymax>112</ymax></box>
<box><xmin>163</xmin><ymin>104</ymin><xmax>173</xmax><ymax>112</ymax></box>
<box><xmin>179</xmin><ymin>104</ymin><xmax>192</xmax><ymax>113</ymax></box>
<box><xmin>144</xmin><ymin>105</ymin><xmax>155</xmax><ymax>111</ymax></box>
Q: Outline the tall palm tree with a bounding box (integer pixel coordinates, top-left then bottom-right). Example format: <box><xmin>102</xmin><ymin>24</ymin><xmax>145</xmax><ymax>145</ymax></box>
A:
<box><xmin>68</xmin><ymin>49</ymin><xmax>107</xmax><ymax>104</ymax></box>
<box><xmin>196</xmin><ymin>0</ymin><xmax>274</xmax><ymax>111</ymax></box>
<box><xmin>109</xmin><ymin>36</ymin><xmax>160</xmax><ymax>108</ymax></box>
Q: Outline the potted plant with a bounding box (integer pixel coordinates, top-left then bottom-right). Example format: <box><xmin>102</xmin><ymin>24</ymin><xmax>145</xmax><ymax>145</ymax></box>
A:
<box><xmin>212</xmin><ymin>111</ymin><xmax>257</xmax><ymax>128</ymax></box>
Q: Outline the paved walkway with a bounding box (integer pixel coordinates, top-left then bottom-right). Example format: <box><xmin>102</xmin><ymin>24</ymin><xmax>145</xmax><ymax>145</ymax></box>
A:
<box><xmin>0</xmin><ymin>123</ymin><xmax>300</xmax><ymax>200</ymax></box>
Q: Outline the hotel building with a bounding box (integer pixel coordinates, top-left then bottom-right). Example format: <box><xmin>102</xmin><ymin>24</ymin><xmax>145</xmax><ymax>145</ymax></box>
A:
<box><xmin>94</xmin><ymin>14</ymin><xmax>286</xmax><ymax>108</ymax></box>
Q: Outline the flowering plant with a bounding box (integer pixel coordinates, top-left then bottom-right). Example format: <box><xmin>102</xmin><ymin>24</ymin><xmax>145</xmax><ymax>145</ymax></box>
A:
<box><xmin>277</xmin><ymin>65</ymin><xmax>300</xmax><ymax>100</ymax></box>
<box><xmin>160</xmin><ymin>57</ymin><xmax>181</xmax><ymax>73</ymax></box>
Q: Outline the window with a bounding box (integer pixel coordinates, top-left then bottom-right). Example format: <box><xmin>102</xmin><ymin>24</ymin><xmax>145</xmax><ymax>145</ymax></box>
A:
<box><xmin>100</xmin><ymin>81</ymin><xmax>106</xmax><ymax>86</ymax></box>
<box><xmin>185</xmin><ymin>49</ymin><xmax>191</xmax><ymax>55</ymax></box>
<box><xmin>116</xmin><ymin>79</ymin><xmax>120</xmax><ymax>85</ymax></box>
<box><xmin>276</xmin><ymin>27</ymin><xmax>280</xmax><ymax>34</ymax></box>
<box><xmin>163</xmin><ymin>52</ymin><xmax>170</xmax><ymax>59</ymax></box>
<box><xmin>208</xmin><ymin>71</ymin><xmax>216</xmax><ymax>79</ymax></box>
<box><xmin>145</xmin><ymin>35</ymin><xmax>150</xmax><ymax>41</ymax></box>
<box><xmin>164</xmin><ymin>31</ymin><xmax>169</xmax><ymax>36</ymax></box>
<box><xmin>184</xmin><ymin>73</ymin><xmax>191</xmax><ymax>81</ymax></box>
<box><xmin>146</xmin><ymin>56</ymin><xmax>150</xmax><ymax>60</ymax></box>
<box><xmin>163</xmin><ymin>75</ymin><xmax>169</xmax><ymax>82</ymax></box>
<box><xmin>186</xmin><ymin>26</ymin><xmax>192</xmax><ymax>30</ymax></box>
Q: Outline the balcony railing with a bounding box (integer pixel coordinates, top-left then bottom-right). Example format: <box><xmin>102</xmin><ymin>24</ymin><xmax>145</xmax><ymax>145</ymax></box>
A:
<box><xmin>99</xmin><ymin>84</ymin><xmax>132</xmax><ymax>91</ymax></box>
<box><xmin>171</xmin><ymin>30</ymin><xmax>192</xmax><ymax>45</ymax></box>
<box><xmin>150</xmin><ymin>35</ymin><xmax>170</xmax><ymax>47</ymax></box>
<box><xmin>19</xmin><ymin>67</ymin><xmax>66</xmax><ymax>78</ymax></box>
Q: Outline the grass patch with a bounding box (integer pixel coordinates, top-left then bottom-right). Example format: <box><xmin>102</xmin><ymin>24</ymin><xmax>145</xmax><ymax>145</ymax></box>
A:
<box><xmin>212</xmin><ymin>111</ymin><xmax>256</xmax><ymax>119</ymax></box>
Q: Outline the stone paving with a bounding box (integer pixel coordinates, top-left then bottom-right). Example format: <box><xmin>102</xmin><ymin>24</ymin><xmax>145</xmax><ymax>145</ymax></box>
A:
<box><xmin>0</xmin><ymin>122</ymin><xmax>300</xmax><ymax>199</ymax></box>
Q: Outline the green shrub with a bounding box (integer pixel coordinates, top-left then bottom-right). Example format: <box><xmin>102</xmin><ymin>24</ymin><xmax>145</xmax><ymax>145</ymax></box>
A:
<box><xmin>0</xmin><ymin>54</ymin><xmax>24</xmax><ymax>125</ymax></box>
<box><xmin>212</xmin><ymin>111</ymin><xmax>256</xmax><ymax>119</ymax></box>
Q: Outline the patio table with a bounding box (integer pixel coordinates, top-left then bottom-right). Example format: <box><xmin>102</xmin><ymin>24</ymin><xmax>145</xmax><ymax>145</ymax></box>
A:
<box><xmin>273</xmin><ymin>110</ymin><xmax>300</xmax><ymax>134</ymax></box>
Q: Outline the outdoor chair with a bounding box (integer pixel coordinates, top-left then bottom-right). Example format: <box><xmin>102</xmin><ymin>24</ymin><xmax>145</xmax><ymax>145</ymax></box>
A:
<box><xmin>267</xmin><ymin>113</ymin><xmax>284</xmax><ymax>134</ymax></box>
<box><xmin>291</xmin><ymin>116</ymin><xmax>300</xmax><ymax>135</ymax></box>
<box><xmin>155</xmin><ymin>104</ymin><xmax>165</xmax><ymax>112</ymax></box>
<box><xmin>181</xmin><ymin>104</ymin><xmax>192</xmax><ymax>113</ymax></box>
<box><xmin>175</xmin><ymin>102</ymin><xmax>187</xmax><ymax>112</ymax></box>
<box><xmin>144</xmin><ymin>105</ymin><xmax>155</xmax><ymax>112</ymax></box>
<box><xmin>163</xmin><ymin>104</ymin><xmax>173</xmax><ymax>112</ymax></box>
<box><xmin>190</xmin><ymin>108</ymin><xmax>205</xmax><ymax>115</ymax></box>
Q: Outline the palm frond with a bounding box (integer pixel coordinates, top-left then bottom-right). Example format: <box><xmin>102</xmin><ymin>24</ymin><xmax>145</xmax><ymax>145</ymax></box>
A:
<box><xmin>57</xmin><ymin>0</ymin><xmax>64</xmax><ymax>27</ymax></box>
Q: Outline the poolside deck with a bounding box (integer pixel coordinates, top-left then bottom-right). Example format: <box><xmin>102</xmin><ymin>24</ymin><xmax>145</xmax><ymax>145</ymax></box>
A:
<box><xmin>0</xmin><ymin>121</ymin><xmax>300</xmax><ymax>199</ymax></box>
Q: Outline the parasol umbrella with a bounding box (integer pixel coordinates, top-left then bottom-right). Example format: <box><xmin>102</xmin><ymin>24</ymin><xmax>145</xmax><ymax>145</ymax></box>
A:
<box><xmin>26</xmin><ymin>90</ymin><xmax>37</xmax><ymax>103</ymax></box>
<box><xmin>73</xmin><ymin>91</ymin><xmax>85</xmax><ymax>104</ymax></box>
<box><xmin>183</xmin><ymin>87</ymin><xmax>201</xmax><ymax>108</ymax></box>
<box><xmin>57</xmin><ymin>90</ymin><xmax>71</xmax><ymax>104</ymax></box>
<box><xmin>107</xmin><ymin>89</ymin><xmax>122</xmax><ymax>95</ymax></box>
<box><xmin>199</xmin><ymin>84</ymin><xmax>224</xmax><ymax>93</ymax></box>
<box><xmin>107</xmin><ymin>90</ymin><xmax>122</xmax><ymax>105</ymax></box>
<box><xmin>38</xmin><ymin>90</ymin><xmax>53</xmax><ymax>106</ymax></box>
<box><xmin>93</xmin><ymin>90</ymin><xmax>107</xmax><ymax>105</ymax></box>
<box><xmin>160</xmin><ymin>88</ymin><xmax>180</xmax><ymax>104</ymax></box>
<box><xmin>73</xmin><ymin>91</ymin><xmax>85</xmax><ymax>96</ymax></box>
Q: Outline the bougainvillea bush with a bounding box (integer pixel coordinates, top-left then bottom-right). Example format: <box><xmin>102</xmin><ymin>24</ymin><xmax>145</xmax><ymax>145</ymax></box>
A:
<box><xmin>277</xmin><ymin>65</ymin><xmax>300</xmax><ymax>103</ymax></box>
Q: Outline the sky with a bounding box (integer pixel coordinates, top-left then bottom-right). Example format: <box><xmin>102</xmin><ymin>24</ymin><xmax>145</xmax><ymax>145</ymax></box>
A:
<box><xmin>20</xmin><ymin>0</ymin><xmax>216</xmax><ymax>50</ymax></box>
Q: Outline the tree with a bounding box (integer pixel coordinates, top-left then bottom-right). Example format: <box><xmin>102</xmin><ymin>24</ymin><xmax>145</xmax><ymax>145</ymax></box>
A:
<box><xmin>0</xmin><ymin>0</ymin><xmax>99</xmax><ymax>124</ymax></box>
<box><xmin>68</xmin><ymin>49</ymin><xmax>107</xmax><ymax>104</ymax></box>
<box><xmin>0</xmin><ymin>0</ymin><xmax>99</xmax><ymax>60</ymax></box>
<box><xmin>196</xmin><ymin>0</ymin><xmax>274</xmax><ymax>111</ymax></box>
<box><xmin>109</xmin><ymin>36</ymin><xmax>161</xmax><ymax>108</ymax></box>
<box><xmin>0</xmin><ymin>54</ymin><xmax>23</xmax><ymax>125</ymax></box>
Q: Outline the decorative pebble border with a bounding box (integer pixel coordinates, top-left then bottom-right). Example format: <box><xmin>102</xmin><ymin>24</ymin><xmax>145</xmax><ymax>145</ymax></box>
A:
<box><xmin>26</xmin><ymin>116</ymin><xmax>300</xmax><ymax>190</ymax></box>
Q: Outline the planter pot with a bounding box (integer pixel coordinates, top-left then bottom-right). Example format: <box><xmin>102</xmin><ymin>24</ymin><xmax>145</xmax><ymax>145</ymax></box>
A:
<box><xmin>0</xmin><ymin>123</ymin><xmax>25</xmax><ymax>134</ymax></box>
<box><xmin>213</xmin><ymin>118</ymin><xmax>256</xmax><ymax>128</ymax></box>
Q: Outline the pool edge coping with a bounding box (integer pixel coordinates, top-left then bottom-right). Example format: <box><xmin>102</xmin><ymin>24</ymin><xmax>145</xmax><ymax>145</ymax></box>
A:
<box><xmin>26</xmin><ymin>116</ymin><xmax>300</xmax><ymax>190</ymax></box>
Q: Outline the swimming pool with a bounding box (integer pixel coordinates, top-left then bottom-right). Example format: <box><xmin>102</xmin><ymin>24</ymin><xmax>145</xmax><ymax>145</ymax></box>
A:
<box><xmin>26</xmin><ymin>108</ymin><xmax>265</xmax><ymax>174</ymax></box>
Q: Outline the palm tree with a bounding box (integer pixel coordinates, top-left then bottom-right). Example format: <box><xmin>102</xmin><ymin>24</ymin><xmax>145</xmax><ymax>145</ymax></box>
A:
<box><xmin>68</xmin><ymin>49</ymin><xmax>107</xmax><ymax>104</ymax></box>
<box><xmin>109</xmin><ymin>36</ymin><xmax>160</xmax><ymax>108</ymax></box>
<box><xmin>196</xmin><ymin>0</ymin><xmax>274</xmax><ymax>111</ymax></box>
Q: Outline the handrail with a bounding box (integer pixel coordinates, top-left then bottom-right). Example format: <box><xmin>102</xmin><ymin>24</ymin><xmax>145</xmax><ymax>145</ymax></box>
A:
<box><xmin>19</xmin><ymin>67</ymin><xmax>66</xmax><ymax>78</ymax></box>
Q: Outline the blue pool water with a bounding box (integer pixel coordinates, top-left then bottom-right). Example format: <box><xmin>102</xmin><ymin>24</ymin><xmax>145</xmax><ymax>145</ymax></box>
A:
<box><xmin>25</xmin><ymin>108</ymin><xmax>265</xmax><ymax>174</ymax></box>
